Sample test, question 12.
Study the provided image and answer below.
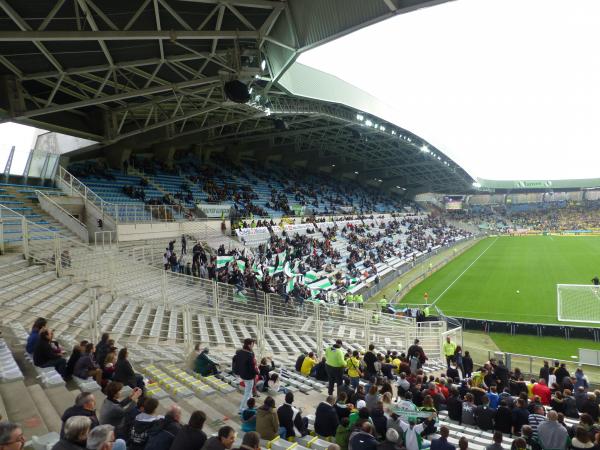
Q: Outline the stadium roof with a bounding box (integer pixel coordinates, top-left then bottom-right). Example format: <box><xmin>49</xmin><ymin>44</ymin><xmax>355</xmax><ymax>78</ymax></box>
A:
<box><xmin>0</xmin><ymin>0</ymin><xmax>473</xmax><ymax>193</ymax></box>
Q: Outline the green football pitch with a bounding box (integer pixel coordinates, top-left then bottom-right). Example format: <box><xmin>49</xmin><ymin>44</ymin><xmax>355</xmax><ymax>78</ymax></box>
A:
<box><xmin>400</xmin><ymin>235</ymin><xmax>600</xmax><ymax>325</ymax></box>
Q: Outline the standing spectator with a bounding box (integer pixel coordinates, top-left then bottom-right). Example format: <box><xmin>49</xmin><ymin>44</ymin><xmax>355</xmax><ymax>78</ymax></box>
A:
<box><xmin>512</xmin><ymin>398</ymin><xmax>530</xmax><ymax>435</ymax></box>
<box><xmin>494</xmin><ymin>400</ymin><xmax>512</xmax><ymax>435</ymax></box>
<box><xmin>462</xmin><ymin>352</ymin><xmax>473</xmax><ymax>378</ymax></box>
<box><xmin>539</xmin><ymin>361</ymin><xmax>550</xmax><ymax>385</ymax></box>
<box><xmin>536</xmin><ymin>411</ymin><xmax>568</xmax><ymax>450</ymax></box>
<box><xmin>364</xmin><ymin>345</ymin><xmax>377</xmax><ymax>379</ymax></box>
<box><xmin>315</xmin><ymin>396</ymin><xmax>339</xmax><ymax>439</ymax></box>
<box><xmin>430</xmin><ymin>425</ymin><xmax>456</xmax><ymax>450</ymax></box>
<box><xmin>202</xmin><ymin>426</ymin><xmax>236</xmax><ymax>450</ymax></box>
<box><xmin>94</xmin><ymin>333</ymin><xmax>111</xmax><ymax>370</ymax></box>
<box><xmin>443</xmin><ymin>337</ymin><xmax>456</xmax><ymax>368</ymax></box>
<box><xmin>235</xmin><ymin>338</ymin><xmax>259</xmax><ymax>414</ymax></box>
<box><xmin>396</xmin><ymin>413</ymin><xmax>436</xmax><ymax>450</ymax></box>
<box><xmin>485</xmin><ymin>433</ymin><xmax>504</xmax><ymax>450</ymax></box>
<box><xmin>474</xmin><ymin>395</ymin><xmax>496</xmax><ymax>431</ymax></box>
<box><xmin>325</xmin><ymin>340</ymin><xmax>346</xmax><ymax>396</ymax></box>
<box><xmin>527</xmin><ymin>405</ymin><xmax>546</xmax><ymax>439</ymax></box>
<box><xmin>346</xmin><ymin>351</ymin><xmax>362</xmax><ymax>390</ymax></box>
<box><xmin>61</xmin><ymin>393</ymin><xmax>99</xmax><ymax>439</ymax></box>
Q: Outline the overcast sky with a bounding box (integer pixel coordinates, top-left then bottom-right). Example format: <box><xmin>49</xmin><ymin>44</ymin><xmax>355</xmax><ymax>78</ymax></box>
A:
<box><xmin>0</xmin><ymin>123</ymin><xmax>39</xmax><ymax>174</ymax></box>
<box><xmin>298</xmin><ymin>0</ymin><xmax>600</xmax><ymax>181</ymax></box>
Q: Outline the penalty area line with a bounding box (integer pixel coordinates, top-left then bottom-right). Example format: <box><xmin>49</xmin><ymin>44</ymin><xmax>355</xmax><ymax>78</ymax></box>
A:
<box><xmin>431</xmin><ymin>237</ymin><xmax>499</xmax><ymax>307</ymax></box>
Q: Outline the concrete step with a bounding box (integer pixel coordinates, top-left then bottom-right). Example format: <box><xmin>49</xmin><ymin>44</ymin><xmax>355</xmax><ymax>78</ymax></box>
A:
<box><xmin>44</xmin><ymin>385</ymin><xmax>79</xmax><ymax>423</ymax></box>
<box><xmin>27</xmin><ymin>384</ymin><xmax>63</xmax><ymax>434</ymax></box>
<box><xmin>0</xmin><ymin>380</ymin><xmax>50</xmax><ymax>439</ymax></box>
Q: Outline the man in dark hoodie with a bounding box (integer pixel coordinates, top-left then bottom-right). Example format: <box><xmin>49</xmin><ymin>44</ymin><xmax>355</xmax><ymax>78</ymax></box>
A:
<box><xmin>129</xmin><ymin>398</ymin><xmax>163</xmax><ymax>450</ymax></box>
<box><xmin>144</xmin><ymin>405</ymin><xmax>182</xmax><ymax>450</ymax></box>
<box><xmin>315</xmin><ymin>395</ymin><xmax>339</xmax><ymax>438</ymax></box>
<box><xmin>60</xmin><ymin>392</ymin><xmax>99</xmax><ymax>439</ymax></box>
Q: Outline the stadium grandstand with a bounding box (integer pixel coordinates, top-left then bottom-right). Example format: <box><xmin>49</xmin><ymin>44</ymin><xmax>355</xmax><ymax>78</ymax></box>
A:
<box><xmin>1</xmin><ymin>2</ymin><xmax>600</xmax><ymax>450</ymax></box>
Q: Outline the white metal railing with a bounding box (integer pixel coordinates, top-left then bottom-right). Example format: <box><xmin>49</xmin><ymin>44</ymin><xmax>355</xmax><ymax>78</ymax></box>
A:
<box><xmin>35</xmin><ymin>190</ymin><xmax>89</xmax><ymax>242</ymax></box>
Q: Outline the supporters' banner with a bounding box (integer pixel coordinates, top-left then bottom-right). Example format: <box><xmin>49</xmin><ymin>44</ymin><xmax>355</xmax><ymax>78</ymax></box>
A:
<box><xmin>292</xmin><ymin>205</ymin><xmax>305</xmax><ymax>216</ymax></box>
<box><xmin>274</xmin><ymin>251</ymin><xmax>286</xmax><ymax>273</ymax></box>
<box><xmin>235</xmin><ymin>227</ymin><xmax>270</xmax><ymax>237</ymax></box>
<box><xmin>286</xmin><ymin>277</ymin><xmax>295</xmax><ymax>293</ymax></box>
<box><xmin>390</xmin><ymin>406</ymin><xmax>437</xmax><ymax>422</ymax></box>
<box><xmin>216</xmin><ymin>256</ymin><xmax>234</xmax><ymax>268</ymax></box>
<box><xmin>283</xmin><ymin>262</ymin><xmax>294</xmax><ymax>277</ymax></box>
<box><xmin>237</xmin><ymin>260</ymin><xmax>246</xmax><ymax>271</ymax></box>
<box><xmin>284</xmin><ymin>224</ymin><xmax>313</xmax><ymax>234</ymax></box>
<box><xmin>196</xmin><ymin>203</ymin><xmax>231</xmax><ymax>218</ymax></box>
<box><xmin>305</xmin><ymin>271</ymin><xmax>319</xmax><ymax>282</ymax></box>
<box><xmin>308</xmin><ymin>278</ymin><xmax>332</xmax><ymax>290</ymax></box>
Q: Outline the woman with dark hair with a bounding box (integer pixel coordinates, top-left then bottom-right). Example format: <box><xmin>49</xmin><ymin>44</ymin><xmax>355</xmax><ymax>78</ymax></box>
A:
<box><xmin>26</xmin><ymin>317</ymin><xmax>47</xmax><ymax>354</ymax></box>
<box><xmin>94</xmin><ymin>333</ymin><xmax>111</xmax><ymax>369</ymax></box>
<box><xmin>113</xmin><ymin>348</ymin><xmax>145</xmax><ymax>390</ymax></box>
<box><xmin>73</xmin><ymin>342</ymin><xmax>102</xmax><ymax>384</ymax></box>
<box><xmin>33</xmin><ymin>329</ymin><xmax>67</xmax><ymax>378</ymax></box>
<box><xmin>99</xmin><ymin>381</ymin><xmax>142</xmax><ymax>439</ymax></box>
<box><xmin>170</xmin><ymin>410</ymin><xmax>208</xmax><ymax>450</ymax></box>
<box><xmin>235</xmin><ymin>338</ymin><xmax>259</xmax><ymax>413</ymax></box>
<box><xmin>255</xmin><ymin>396</ymin><xmax>281</xmax><ymax>440</ymax></box>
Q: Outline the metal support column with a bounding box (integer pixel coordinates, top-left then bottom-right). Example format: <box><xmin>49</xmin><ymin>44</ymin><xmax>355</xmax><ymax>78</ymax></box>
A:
<box><xmin>161</xmin><ymin>269</ymin><xmax>168</xmax><ymax>307</ymax></box>
<box><xmin>108</xmin><ymin>252</ymin><xmax>116</xmax><ymax>298</ymax></box>
<box><xmin>257</xmin><ymin>314</ymin><xmax>266</xmax><ymax>360</ymax></box>
<box><xmin>54</xmin><ymin>233</ymin><xmax>61</xmax><ymax>277</ymax></box>
<box><xmin>0</xmin><ymin>218</ymin><xmax>4</xmax><ymax>255</ymax></box>
<box><xmin>21</xmin><ymin>217</ymin><xmax>29</xmax><ymax>259</ymax></box>
<box><xmin>213</xmin><ymin>282</ymin><xmax>219</xmax><ymax>317</ymax></box>
<box><xmin>316</xmin><ymin>320</ymin><xmax>324</xmax><ymax>360</ymax></box>
<box><xmin>183</xmin><ymin>305</ymin><xmax>193</xmax><ymax>354</ymax></box>
<box><xmin>88</xmin><ymin>287</ymin><xmax>100</xmax><ymax>343</ymax></box>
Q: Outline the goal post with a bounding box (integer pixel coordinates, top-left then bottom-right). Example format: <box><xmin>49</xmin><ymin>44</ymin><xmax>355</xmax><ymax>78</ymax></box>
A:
<box><xmin>557</xmin><ymin>284</ymin><xmax>600</xmax><ymax>323</ymax></box>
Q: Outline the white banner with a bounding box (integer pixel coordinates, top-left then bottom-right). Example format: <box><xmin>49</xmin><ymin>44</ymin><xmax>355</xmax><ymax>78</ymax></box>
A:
<box><xmin>196</xmin><ymin>203</ymin><xmax>231</xmax><ymax>218</ymax></box>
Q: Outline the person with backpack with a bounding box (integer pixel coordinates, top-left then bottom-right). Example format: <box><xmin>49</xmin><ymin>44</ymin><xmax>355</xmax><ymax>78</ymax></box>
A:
<box><xmin>234</xmin><ymin>338</ymin><xmax>259</xmax><ymax>414</ymax></box>
<box><xmin>129</xmin><ymin>398</ymin><xmax>163</xmax><ymax>450</ymax></box>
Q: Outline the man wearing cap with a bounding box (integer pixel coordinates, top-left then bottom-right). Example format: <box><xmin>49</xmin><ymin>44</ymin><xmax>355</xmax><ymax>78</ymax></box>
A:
<box><xmin>325</xmin><ymin>340</ymin><xmax>346</xmax><ymax>396</ymax></box>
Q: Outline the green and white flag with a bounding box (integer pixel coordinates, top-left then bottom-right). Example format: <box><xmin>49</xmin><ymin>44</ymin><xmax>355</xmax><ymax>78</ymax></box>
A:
<box><xmin>305</xmin><ymin>270</ymin><xmax>319</xmax><ymax>282</ymax></box>
<box><xmin>283</xmin><ymin>262</ymin><xmax>294</xmax><ymax>278</ymax></box>
<box><xmin>237</xmin><ymin>260</ymin><xmax>246</xmax><ymax>271</ymax></box>
<box><xmin>286</xmin><ymin>276</ymin><xmax>295</xmax><ymax>293</ymax></box>
<box><xmin>274</xmin><ymin>251</ymin><xmax>286</xmax><ymax>273</ymax></box>
<box><xmin>216</xmin><ymin>255</ymin><xmax>234</xmax><ymax>268</ymax></box>
<box><xmin>308</xmin><ymin>278</ymin><xmax>332</xmax><ymax>290</ymax></box>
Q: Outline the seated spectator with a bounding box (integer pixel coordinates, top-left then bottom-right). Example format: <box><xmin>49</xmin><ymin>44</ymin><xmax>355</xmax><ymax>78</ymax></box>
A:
<box><xmin>315</xmin><ymin>395</ymin><xmax>339</xmax><ymax>438</ymax></box>
<box><xmin>202</xmin><ymin>426</ymin><xmax>236</xmax><ymax>450</ymax></box>
<box><xmin>53</xmin><ymin>416</ymin><xmax>92</xmax><ymax>450</ymax></box>
<box><xmin>66</xmin><ymin>341</ymin><xmax>87</xmax><ymax>380</ymax></box>
<box><xmin>277</xmin><ymin>392</ymin><xmax>308</xmax><ymax>439</ymax></box>
<box><xmin>527</xmin><ymin>405</ymin><xmax>546</xmax><ymax>439</ymax></box>
<box><xmin>571</xmin><ymin>426</ymin><xmax>595</xmax><ymax>449</ymax></box>
<box><xmin>130</xmin><ymin>398</ymin><xmax>163</xmax><ymax>450</ymax></box>
<box><xmin>371</xmin><ymin>402</ymin><xmax>388</xmax><ymax>439</ymax></box>
<box><xmin>430</xmin><ymin>426</ymin><xmax>455</xmax><ymax>450</ymax></box>
<box><xmin>458</xmin><ymin>437</ymin><xmax>468</xmax><ymax>450</ymax></box>
<box><xmin>26</xmin><ymin>317</ymin><xmax>47</xmax><ymax>354</ymax></box>
<box><xmin>33</xmin><ymin>329</ymin><xmax>67</xmax><ymax>378</ymax></box>
<box><xmin>74</xmin><ymin>343</ymin><xmax>102</xmax><ymax>385</ymax></box>
<box><xmin>241</xmin><ymin>398</ymin><xmax>257</xmax><ymax>432</ymax></box>
<box><xmin>232</xmin><ymin>431</ymin><xmax>260</xmax><ymax>450</ymax></box>
<box><xmin>86</xmin><ymin>425</ymin><xmax>123</xmax><ymax>450</ymax></box>
<box><xmin>378</xmin><ymin>429</ymin><xmax>402</xmax><ymax>450</ymax></box>
<box><xmin>511</xmin><ymin>398</ymin><xmax>530</xmax><ymax>435</ymax></box>
<box><xmin>537</xmin><ymin>411</ymin><xmax>568</xmax><ymax>450</ymax></box>
<box><xmin>101</xmin><ymin>345</ymin><xmax>118</xmax><ymax>381</ymax></box>
<box><xmin>335</xmin><ymin>417</ymin><xmax>351</xmax><ymax>450</ymax></box>
<box><xmin>113</xmin><ymin>348</ymin><xmax>145</xmax><ymax>390</ymax></box>
<box><xmin>562</xmin><ymin>389</ymin><xmax>580</xmax><ymax>418</ymax></box>
<box><xmin>301</xmin><ymin>352</ymin><xmax>317</xmax><ymax>377</ymax></box>
<box><xmin>335</xmin><ymin>393</ymin><xmax>353</xmax><ymax>420</ymax></box>
<box><xmin>461</xmin><ymin>393</ymin><xmax>476</xmax><ymax>426</ymax></box>
<box><xmin>349</xmin><ymin>422</ymin><xmax>378</xmax><ymax>450</ymax></box>
<box><xmin>396</xmin><ymin>413</ymin><xmax>436</xmax><ymax>450</ymax></box>
<box><xmin>446</xmin><ymin>389</ymin><xmax>462</xmax><ymax>423</ymax></box>
<box><xmin>0</xmin><ymin>422</ymin><xmax>24</xmax><ymax>450</ymax></box>
<box><xmin>145</xmin><ymin>405</ymin><xmax>182</xmax><ymax>450</ymax></box>
<box><xmin>61</xmin><ymin>392</ymin><xmax>99</xmax><ymax>439</ymax></box>
<box><xmin>485</xmin><ymin>431</ymin><xmax>503</xmax><ymax>450</ymax></box>
<box><xmin>94</xmin><ymin>333</ymin><xmax>111</xmax><ymax>370</ymax></box>
<box><xmin>99</xmin><ymin>382</ymin><xmax>142</xmax><ymax>438</ymax></box>
<box><xmin>194</xmin><ymin>348</ymin><xmax>219</xmax><ymax>376</ymax></box>
<box><xmin>255</xmin><ymin>396</ymin><xmax>281</xmax><ymax>441</ymax></box>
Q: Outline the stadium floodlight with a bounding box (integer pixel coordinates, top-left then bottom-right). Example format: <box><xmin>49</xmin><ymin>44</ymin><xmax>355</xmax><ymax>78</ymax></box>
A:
<box><xmin>354</xmin><ymin>171</ymin><xmax>359</xmax><ymax>174</ymax></box>
<box><xmin>380</xmin><ymin>126</ymin><xmax>386</xmax><ymax>131</ymax></box>
<box><xmin>249</xmin><ymin>87</ymin><xmax>253</xmax><ymax>94</ymax></box>
<box><xmin>421</xmin><ymin>145</ymin><xmax>429</xmax><ymax>153</ymax></box>
<box><xmin>356</xmin><ymin>114</ymin><xmax>364</xmax><ymax>121</ymax></box>
<box><xmin>331</xmin><ymin>164</ymin><xmax>336</xmax><ymax>167</ymax></box>
<box><xmin>265</xmin><ymin>108</ymin><xmax>271</xmax><ymax>116</ymax></box>
<box><xmin>261</xmin><ymin>59</ymin><xmax>267</xmax><ymax>71</ymax></box>
<box><xmin>365</xmin><ymin>119</ymin><xmax>373</xmax><ymax>127</ymax></box>
<box><xmin>391</xmin><ymin>130</ymin><xmax>396</xmax><ymax>135</ymax></box>
<box><xmin>472</xmin><ymin>182</ymin><xmax>481</xmax><ymax>188</ymax></box>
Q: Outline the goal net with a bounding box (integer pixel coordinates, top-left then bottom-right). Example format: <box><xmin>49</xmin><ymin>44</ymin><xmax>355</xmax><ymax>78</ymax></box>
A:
<box><xmin>557</xmin><ymin>284</ymin><xmax>600</xmax><ymax>323</ymax></box>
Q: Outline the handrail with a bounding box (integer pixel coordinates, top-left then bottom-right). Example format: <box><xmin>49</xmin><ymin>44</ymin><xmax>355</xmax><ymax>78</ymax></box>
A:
<box><xmin>35</xmin><ymin>190</ymin><xmax>89</xmax><ymax>242</ymax></box>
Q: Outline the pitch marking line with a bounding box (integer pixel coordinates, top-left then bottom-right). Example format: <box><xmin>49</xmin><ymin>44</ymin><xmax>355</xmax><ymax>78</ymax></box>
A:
<box><xmin>431</xmin><ymin>237</ymin><xmax>499</xmax><ymax>306</ymax></box>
